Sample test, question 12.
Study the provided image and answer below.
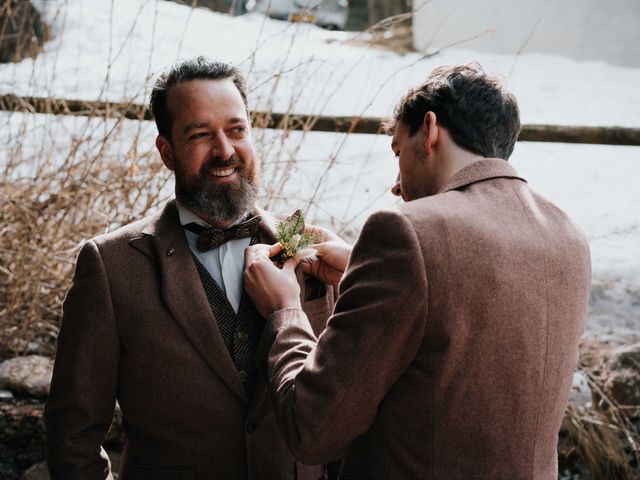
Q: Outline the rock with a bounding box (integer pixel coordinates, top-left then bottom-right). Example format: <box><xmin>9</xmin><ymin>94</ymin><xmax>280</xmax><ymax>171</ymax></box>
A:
<box><xmin>0</xmin><ymin>444</ymin><xmax>21</xmax><ymax>480</ymax></box>
<box><xmin>0</xmin><ymin>400</ymin><xmax>124</xmax><ymax>479</ymax></box>
<box><xmin>608</xmin><ymin>342</ymin><xmax>640</xmax><ymax>371</ymax></box>
<box><xmin>569</xmin><ymin>370</ymin><xmax>592</xmax><ymax>407</ymax></box>
<box><xmin>0</xmin><ymin>356</ymin><xmax>53</xmax><ymax>398</ymax></box>
<box><xmin>3</xmin><ymin>337</ymin><xmax>56</xmax><ymax>359</ymax></box>
<box><xmin>0</xmin><ymin>402</ymin><xmax>46</xmax><ymax>479</ymax></box>
<box><xmin>21</xmin><ymin>461</ymin><xmax>48</xmax><ymax>480</ymax></box>
<box><xmin>0</xmin><ymin>390</ymin><xmax>14</xmax><ymax>400</ymax></box>
<box><xmin>0</xmin><ymin>403</ymin><xmax>46</xmax><ymax>447</ymax></box>
<box><xmin>604</xmin><ymin>343</ymin><xmax>640</xmax><ymax>410</ymax></box>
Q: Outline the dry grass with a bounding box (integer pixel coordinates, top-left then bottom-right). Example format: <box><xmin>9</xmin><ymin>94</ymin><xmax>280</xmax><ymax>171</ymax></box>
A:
<box><xmin>0</xmin><ymin>0</ymin><xmax>175</xmax><ymax>356</ymax></box>
<box><xmin>0</xmin><ymin>112</ymin><xmax>171</xmax><ymax>357</ymax></box>
<box><xmin>558</xmin><ymin>344</ymin><xmax>640</xmax><ymax>479</ymax></box>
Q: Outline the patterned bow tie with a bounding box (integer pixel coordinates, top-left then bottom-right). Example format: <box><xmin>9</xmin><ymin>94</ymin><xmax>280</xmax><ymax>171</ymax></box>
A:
<box><xmin>183</xmin><ymin>215</ymin><xmax>263</xmax><ymax>252</ymax></box>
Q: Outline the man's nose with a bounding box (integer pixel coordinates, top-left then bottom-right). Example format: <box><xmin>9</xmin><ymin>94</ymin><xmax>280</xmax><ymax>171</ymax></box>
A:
<box><xmin>211</xmin><ymin>133</ymin><xmax>235</xmax><ymax>160</ymax></box>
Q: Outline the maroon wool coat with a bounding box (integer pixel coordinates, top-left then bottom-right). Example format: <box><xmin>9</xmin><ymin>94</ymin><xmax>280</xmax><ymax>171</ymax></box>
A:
<box><xmin>263</xmin><ymin>159</ymin><xmax>591</xmax><ymax>479</ymax></box>
<box><xmin>44</xmin><ymin>201</ymin><xmax>336</xmax><ymax>480</ymax></box>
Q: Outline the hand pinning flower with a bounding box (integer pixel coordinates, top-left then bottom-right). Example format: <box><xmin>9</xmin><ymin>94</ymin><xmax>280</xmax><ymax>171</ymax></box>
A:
<box><xmin>275</xmin><ymin>210</ymin><xmax>320</xmax><ymax>262</ymax></box>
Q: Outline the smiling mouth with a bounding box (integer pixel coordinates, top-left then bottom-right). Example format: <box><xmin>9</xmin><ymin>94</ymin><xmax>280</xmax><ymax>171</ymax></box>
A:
<box><xmin>208</xmin><ymin>167</ymin><xmax>236</xmax><ymax>178</ymax></box>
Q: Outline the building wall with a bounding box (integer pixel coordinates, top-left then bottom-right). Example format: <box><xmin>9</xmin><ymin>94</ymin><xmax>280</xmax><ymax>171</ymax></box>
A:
<box><xmin>412</xmin><ymin>0</ymin><xmax>640</xmax><ymax>67</ymax></box>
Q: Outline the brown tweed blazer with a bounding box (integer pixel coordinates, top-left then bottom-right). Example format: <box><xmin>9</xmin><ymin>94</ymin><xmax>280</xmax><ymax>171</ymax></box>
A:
<box><xmin>264</xmin><ymin>159</ymin><xmax>591</xmax><ymax>479</ymax></box>
<box><xmin>45</xmin><ymin>200</ymin><xmax>336</xmax><ymax>480</ymax></box>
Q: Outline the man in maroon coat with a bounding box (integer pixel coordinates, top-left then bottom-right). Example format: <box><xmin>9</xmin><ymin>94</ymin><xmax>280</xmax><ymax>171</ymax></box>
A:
<box><xmin>244</xmin><ymin>63</ymin><xmax>591</xmax><ymax>479</ymax></box>
<box><xmin>45</xmin><ymin>57</ymin><xmax>335</xmax><ymax>480</ymax></box>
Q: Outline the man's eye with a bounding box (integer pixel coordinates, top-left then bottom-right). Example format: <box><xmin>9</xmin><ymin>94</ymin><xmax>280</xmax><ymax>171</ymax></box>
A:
<box><xmin>190</xmin><ymin>132</ymin><xmax>208</xmax><ymax>140</ymax></box>
<box><xmin>231</xmin><ymin>126</ymin><xmax>247</xmax><ymax>134</ymax></box>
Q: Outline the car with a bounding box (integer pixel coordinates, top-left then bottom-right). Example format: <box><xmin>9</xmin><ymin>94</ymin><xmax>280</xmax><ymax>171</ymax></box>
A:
<box><xmin>249</xmin><ymin>0</ymin><xmax>349</xmax><ymax>30</ymax></box>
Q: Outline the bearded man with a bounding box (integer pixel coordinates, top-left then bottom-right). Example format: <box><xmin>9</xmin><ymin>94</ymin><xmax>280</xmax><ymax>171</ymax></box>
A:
<box><xmin>45</xmin><ymin>57</ymin><xmax>337</xmax><ymax>480</ymax></box>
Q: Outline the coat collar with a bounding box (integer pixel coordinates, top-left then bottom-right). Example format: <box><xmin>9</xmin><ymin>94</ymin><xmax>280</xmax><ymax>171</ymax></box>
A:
<box><xmin>129</xmin><ymin>200</ymin><xmax>281</xmax><ymax>406</ymax></box>
<box><xmin>438</xmin><ymin>158</ymin><xmax>526</xmax><ymax>194</ymax></box>
<box><xmin>138</xmin><ymin>200</ymin><xmax>280</xmax><ymax>243</ymax></box>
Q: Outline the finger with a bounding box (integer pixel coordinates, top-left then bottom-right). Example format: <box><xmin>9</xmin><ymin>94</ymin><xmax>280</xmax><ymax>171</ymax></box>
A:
<box><xmin>311</xmin><ymin>242</ymin><xmax>338</xmax><ymax>258</ymax></box>
<box><xmin>282</xmin><ymin>257</ymin><xmax>299</xmax><ymax>273</ymax></box>
<box><xmin>267</xmin><ymin>242</ymin><xmax>282</xmax><ymax>258</ymax></box>
<box><xmin>311</xmin><ymin>242</ymin><xmax>328</xmax><ymax>257</ymax></box>
<box><xmin>244</xmin><ymin>244</ymin><xmax>258</xmax><ymax>268</ymax></box>
<box><xmin>300</xmin><ymin>261</ymin><xmax>311</xmax><ymax>274</ymax></box>
<box><xmin>304</xmin><ymin>224</ymin><xmax>331</xmax><ymax>242</ymax></box>
<box><xmin>300</xmin><ymin>259</ymin><xmax>317</xmax><ymax>275</ymax></box>
<box><xmin>246</xmin><ymin>244</ymin><xmax>271</xmax><ymax>262</ymax></box>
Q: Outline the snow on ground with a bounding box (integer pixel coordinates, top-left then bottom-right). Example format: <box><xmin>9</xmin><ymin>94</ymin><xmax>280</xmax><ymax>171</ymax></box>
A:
<box><xmin>1</xmin><ymin>0</ymin><xmax>639</xmax><ymax>341</ymax></box>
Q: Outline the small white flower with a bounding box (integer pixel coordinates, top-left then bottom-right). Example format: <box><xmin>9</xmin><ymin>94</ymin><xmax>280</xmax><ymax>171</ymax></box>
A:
<box><xmin>288</xmin><ymin>234</ymin><xmax>301</xmax><ymax>250</ymax></box>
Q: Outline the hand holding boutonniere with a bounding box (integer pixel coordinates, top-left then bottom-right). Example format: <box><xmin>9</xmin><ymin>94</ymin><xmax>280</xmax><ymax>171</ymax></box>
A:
<box><xmin>264</xmin><ymin>209</ymin><xmax>352</xmax><ymax>285</ymax></box>
<box><xmin>299</xmin><ymin>224</ymin><xmax>352</xmax><ymax>286</ymax></box>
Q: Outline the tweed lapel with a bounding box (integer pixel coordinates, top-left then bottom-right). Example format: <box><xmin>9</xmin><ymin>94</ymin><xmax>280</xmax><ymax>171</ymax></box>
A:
<box><xmin>254</xmin><ymin>207</ymin><xmax>279</xmax><ymax>245</ymax></box>
<box><xmin>130</xmin><ymin>200</ymin><xmax>250</xmax><ymax>404</ymax></box>
<box><xmin>438</xmin><ymin>158</ymin><xmax>527</xmax><ymax>194</ymax></box>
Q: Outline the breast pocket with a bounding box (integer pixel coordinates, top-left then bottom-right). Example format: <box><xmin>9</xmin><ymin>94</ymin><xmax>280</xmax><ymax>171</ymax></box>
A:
<box><xmin>122</xmin><ymin>465</ymin><xmax>196</xmax><ymax>480</ymax></box>
<box><xmin>301</xmin><ymin>287</ymin><xmax>334</xmax><ymax>337</ymax></box>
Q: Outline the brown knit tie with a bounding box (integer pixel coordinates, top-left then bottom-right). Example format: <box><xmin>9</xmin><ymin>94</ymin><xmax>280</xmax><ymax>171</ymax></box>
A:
<box><xmin>183</xmin><ymin>215</ymin><xmax>263</xmax><ymax>252</ymax></box>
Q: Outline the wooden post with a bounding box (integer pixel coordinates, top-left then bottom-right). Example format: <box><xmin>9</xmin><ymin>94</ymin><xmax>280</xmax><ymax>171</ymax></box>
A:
<box><xmin>1</xmin><ymin>93</ymin><xmax>640</xmax><ymax>146</ymax></box>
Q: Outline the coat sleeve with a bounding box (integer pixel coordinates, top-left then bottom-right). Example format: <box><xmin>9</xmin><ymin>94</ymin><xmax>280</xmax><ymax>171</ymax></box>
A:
<box><xmin>44</xmin><ymin>240</ymin><xmax>119</xmax><ymax>480</ymax></box>
<box><xmin>264</xmin><ymin>209</ymin><xmax>429</xmax><ymax>464</ymax></box>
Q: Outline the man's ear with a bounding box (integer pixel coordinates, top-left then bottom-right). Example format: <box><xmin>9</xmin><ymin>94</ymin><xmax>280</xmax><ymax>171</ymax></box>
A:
<box><xmin>156</xmin><ymin>135</ymin><xmax>175</xmax><ymax>171</ymax></box>
<box><xmin>422</xmin><ymin>111</ymin><xmax>439</xmax><ymax>156</ymax></box>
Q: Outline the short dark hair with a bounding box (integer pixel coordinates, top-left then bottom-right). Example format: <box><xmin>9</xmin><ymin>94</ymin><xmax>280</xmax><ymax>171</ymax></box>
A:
<box><xmin>149</xmin><ymin>56</ymin><xmax>249</xmax><ymax>140</ymax></box>
<box><xmin>387</xmin><ymin>63</ymin><xmax>520</xmax><ymax>160</ymax></box>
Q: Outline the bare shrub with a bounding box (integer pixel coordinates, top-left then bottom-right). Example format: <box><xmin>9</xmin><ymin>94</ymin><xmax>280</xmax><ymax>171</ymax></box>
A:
<box><xmin>0</xmin><ymin>0</ymin><xmax>48</xmax><ymax>63</ymax></box>
<box><xmin>0</xmin><ymin>111</ymin><xmax>170</xmax><ymax>357</ymax></box>
<box><xmin>0</xmin><ymin>1</ymin><xmax>399</xmax><ymax>356</ymax></box>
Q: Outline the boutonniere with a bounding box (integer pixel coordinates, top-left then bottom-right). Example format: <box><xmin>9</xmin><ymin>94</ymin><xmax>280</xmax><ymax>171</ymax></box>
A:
<box><xmin>274</xmin><ymin>209</ymin><xmax>320</xmax><ymax>263</ymax></box>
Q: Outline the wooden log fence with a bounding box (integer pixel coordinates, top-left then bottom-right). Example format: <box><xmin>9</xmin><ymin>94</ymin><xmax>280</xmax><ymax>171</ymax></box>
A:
<box><xmin>1</xmin><ymin>93</ymin><xmax>639</xmax><ymax>146</ymax></box>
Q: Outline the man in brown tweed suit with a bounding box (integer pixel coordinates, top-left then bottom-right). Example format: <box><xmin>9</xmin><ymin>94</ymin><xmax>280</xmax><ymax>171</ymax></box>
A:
<box><xmin>45</xmin><ymin>57</ymin><xmax>336</xmax><ymax>480</ymax></box>
<box><xmin>244</xmin><ymin>63</ymin><xmax>592</xmax><ymax>479</ymax></box>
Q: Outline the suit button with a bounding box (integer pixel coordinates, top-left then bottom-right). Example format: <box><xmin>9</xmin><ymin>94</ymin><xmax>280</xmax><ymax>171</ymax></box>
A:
<box><xmin>236</xmin><ymin>331</ymin><xmax>249</xmax><ymax>342</ymax></box>
<box><xmin>238</xmin><ymin>370</ymin><xmax>248</xmax><ymax>382</ymax></box>
<box><xmin>246</xmin><ymin>419</ymin><xmax>257</xmax><ymax>433</ymax></box>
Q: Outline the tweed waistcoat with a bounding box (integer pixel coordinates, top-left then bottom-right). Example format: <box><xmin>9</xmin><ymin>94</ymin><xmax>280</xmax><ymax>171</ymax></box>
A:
<box><xmin>192</xmin><ymin>250</ymin><xmax>265</xmax><ymax>394</ymax></box>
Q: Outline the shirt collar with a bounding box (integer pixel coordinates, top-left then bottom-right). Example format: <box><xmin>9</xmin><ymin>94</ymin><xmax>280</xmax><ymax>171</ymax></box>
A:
<box><xmin>175</xmin><ymin>200</ymin><xmax>251</xmax><ymax>229</ymax></box>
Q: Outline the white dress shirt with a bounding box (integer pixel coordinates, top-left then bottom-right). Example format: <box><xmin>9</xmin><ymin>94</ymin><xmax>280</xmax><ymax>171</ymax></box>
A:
<box><xmin>176</xmin><ymin>201</ymin><xmax>250</xmax><ymax>314</ymax></box>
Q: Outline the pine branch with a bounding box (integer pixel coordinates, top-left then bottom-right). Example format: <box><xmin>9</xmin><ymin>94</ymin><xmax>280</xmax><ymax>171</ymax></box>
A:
<box><xmin>274</xmin><ymin>209</ymin><xmax>320</xmax><ymax>262</ymax></box>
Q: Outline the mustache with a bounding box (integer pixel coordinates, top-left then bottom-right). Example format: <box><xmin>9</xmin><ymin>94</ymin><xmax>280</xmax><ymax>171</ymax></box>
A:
<box><xmin>200</xmin><ymin>156</ymin><xmax>242</xmax><ymax>173</ymax></box>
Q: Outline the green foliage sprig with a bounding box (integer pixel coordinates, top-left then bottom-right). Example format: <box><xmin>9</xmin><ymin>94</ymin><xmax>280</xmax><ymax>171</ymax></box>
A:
<box><xmin>275</xmin><ymin>209</ymin><xmax>320</xmax><ymax>262</ymax></box>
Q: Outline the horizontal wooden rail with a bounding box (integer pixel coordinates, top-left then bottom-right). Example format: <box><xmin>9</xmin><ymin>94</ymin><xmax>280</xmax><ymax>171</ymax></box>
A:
<box><xmin>1</xmin><ymin>93</ymin><xmax>639</xmax><ymax>146</ymax></box>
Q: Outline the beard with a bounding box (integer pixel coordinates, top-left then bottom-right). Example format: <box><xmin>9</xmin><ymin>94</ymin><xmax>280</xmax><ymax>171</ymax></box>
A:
<box><xmin>174</xmin><ymin>154</ymin><xmax>259</xmax><ymax>224</ymax></box>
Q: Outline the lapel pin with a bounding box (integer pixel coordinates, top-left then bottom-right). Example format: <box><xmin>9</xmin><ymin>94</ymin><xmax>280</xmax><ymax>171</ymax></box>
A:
<box><xmin>167</xmin><ymin>247</ymin><xmax>175</xmax><ymax>257</ymax></box>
